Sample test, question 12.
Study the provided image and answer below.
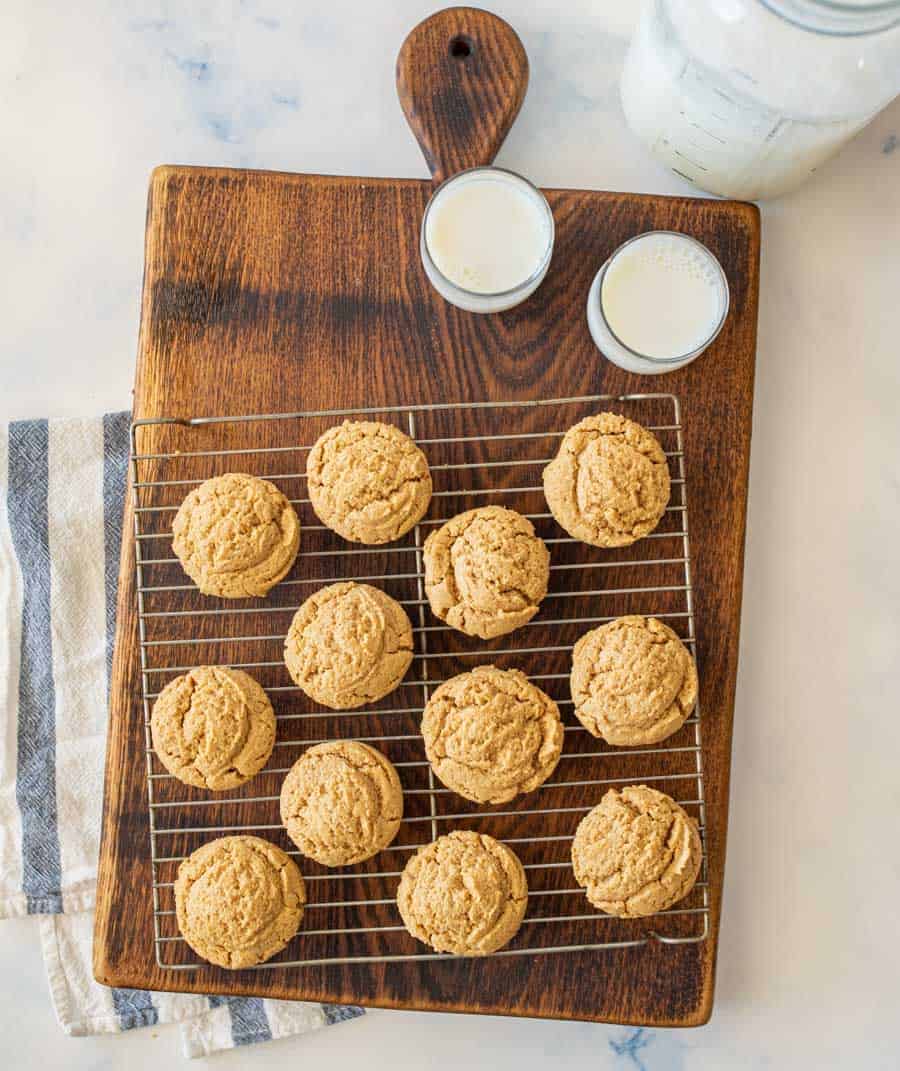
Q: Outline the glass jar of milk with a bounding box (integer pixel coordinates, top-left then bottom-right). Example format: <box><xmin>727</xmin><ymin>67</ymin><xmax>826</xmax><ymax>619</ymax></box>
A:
<box><xmin>620</xmin><ymin>0</ymin><xmax>900</xmax><ymax>200</ymax></box>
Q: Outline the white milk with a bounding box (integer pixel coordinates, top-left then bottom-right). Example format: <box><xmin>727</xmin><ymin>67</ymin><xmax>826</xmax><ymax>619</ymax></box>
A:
<box><xmin>619</xmin><ymin>24</ymin><xmax>871</xmax><ymax>201</ymax></box>
<box><xmin>421</xmin><ymin>168</ymin><xmax>554</xmax><ymax>313</ymax></box>
<box><xmin>619</xmin><ymin>1</ymin><xmax>897</xmax><ymax>201</ymax></box>
<box><xmin>586</xmin><ymin>232</ymin><xmax>729</xmax><ymax>375</ymax></box>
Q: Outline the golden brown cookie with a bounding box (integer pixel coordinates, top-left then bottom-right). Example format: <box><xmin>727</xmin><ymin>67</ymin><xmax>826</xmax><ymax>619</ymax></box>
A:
<box><xmin>306</xmin><ymin>420</ymin><xmax>432</xmax><ymax>544</ymax></box>
<box><xmin>283</xmin><ymin>582</ymin><xmax>413</xmax><ymax>709</ymax></box>
<box><xmin>172</xmin><ymin>473</ymin><xmax>300</xmax><ymax>598</ymax></box>
<box><xmin>571</xmin><ymin>615</ymin><xmax>698</xmax><ymax>745</ymax></box>
<box><xmin>150</xmin><ymin>666</ymin><xmax>276</xmax><ymax>790</ymax></box>
<box><xmin>422</xmin><ymin>506</ymin><xmax>550</xmax><ymax>639</ymax></box>
<box><xmin>543</xmin><ymin>412</ymin><xmax>670</xmax><ymax>547</ymax></box>
<box><xmin>175</xmin><ymin>836</ymin><xmax>305</xmax><ymax>968</ymax></box>
<box><xmin>397</xmin><ymin>831</ymin><xmax>527</xmax><ymax>955</ymax></box>
<box><xmin>421</xmin><ymin>666</ymin><xmax>563</xmax><ymax>804</ymax></box>
<box><xmin>571</xmin><ymin>785</ymin><xmax>702</xmax><ymax>917</ymax></box>
<box><xmin>280</xmin><ymin>741</ymin><xmax>403</xmax><ymax>866</ymax></box>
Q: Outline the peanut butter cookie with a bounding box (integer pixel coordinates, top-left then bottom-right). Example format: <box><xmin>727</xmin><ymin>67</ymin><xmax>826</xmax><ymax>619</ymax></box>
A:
<box><xmin>283</xmin><ymin>581</ymin><xmax>413</xmax><ymax>709</ymax></box>
<box><xmin>543</xmin><ymin>412</ymin><xmax>670</xmax><ymax>547</ymax></box>
<box><xmin>150</xmin><ymin>666</ymin><xmax>276</xmax><ymax>790</ymax></box>
<box><xmin>571</xmin><ymin>615</ymin><xmax>698</xmax><ymax>745</ymax></box>
<box><xmin>571</xmin><ymin>786</ymin><xmax>702</xmax><ymax>917</ymax></box>
<box><xmin>172</xmin><ymin>473</ymin><xmax>300</xmax><ymax>598</ymax></box>
<box><xmin>421</xmin><ymin>666</ymin><xmax>563</xmax><ymax>804</ymax></box>
<box><xmin>397</xmin><ymin>831</ymin><xmax>527</xmax><ymax>955</ymax></box>
<box><xmin>175</xmin><ymin>835</ymin><xmax>305</xmax><ymax>968</ymax></box>
<box><xmin>423</xmin><ymin>506</ymin><xmax>550</xmax><ymax>639</ymax></box>
<box><xmin>280</xmin><ymin>741</ymin><xmax>403</xmax><ymax>866</ymax></box>
<box><xmin>307</xmin><ymin>420</ymin><xmax>432</xmax><ymax>544</ymax></box>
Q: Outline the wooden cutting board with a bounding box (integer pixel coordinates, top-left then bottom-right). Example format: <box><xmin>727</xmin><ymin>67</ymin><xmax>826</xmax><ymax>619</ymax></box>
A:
<box><xmin>93</xmin><ymin>7</ymin><xmax>759</xmax><ymax>1026</ymax></box>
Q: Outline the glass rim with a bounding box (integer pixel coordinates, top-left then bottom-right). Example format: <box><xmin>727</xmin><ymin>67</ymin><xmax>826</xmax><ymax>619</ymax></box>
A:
<box><xmin>420</xmin><ymin>166</ymin><xmax>555</xmax><ymax>301</ymax></box>
<box><xmin>760</xmin><ymin>0</ymin><xmax>900</xmax><ymax>36</ymax></box>
<box><xmin>596</xmin><ymin>230</ymin><xmax>731</xmax><ymax>366</ymax></box>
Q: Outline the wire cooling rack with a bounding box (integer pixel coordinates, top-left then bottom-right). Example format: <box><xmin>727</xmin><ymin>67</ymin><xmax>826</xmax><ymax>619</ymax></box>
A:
<box><xmin>130</xmin><ymin>393</ymin><xmax>709</xmax><ymax>970</ymax></box>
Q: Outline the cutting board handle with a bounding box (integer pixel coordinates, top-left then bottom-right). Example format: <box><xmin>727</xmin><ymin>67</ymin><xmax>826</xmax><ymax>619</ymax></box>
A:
<box><xmin>396</xmin><ymin>7</ymin><xmax>529</xmax><ymax>184</ymax></box>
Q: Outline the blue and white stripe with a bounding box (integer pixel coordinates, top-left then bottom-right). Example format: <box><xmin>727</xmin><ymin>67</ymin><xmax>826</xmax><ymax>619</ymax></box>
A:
<box><xmin>102</xmin><ymin>411</ymin><xmax>131</xmax><ymax>695</ymax></box>
<box><xmin>1</xmin><ymin>412</ymin><xmax>363</xmax><ymax>1052</ymax></box>
<box><xmin>0</xmin><ymin>422</ymin><xmax>27</xmax><ymax>914</ymax></box>
<box><xmin>47</xmin><ymin>417</ymin><xmax>109</xmax><ymax>909</ymax></box>
<box><xmin>100</xmin><ymin>412</ymin><xmax>161</xmax><ymax>1031</ymax></box>
<box><xmin>8</xmin><ymin>419</ymin><xmax>62</xmax><ymax>915</ymax></box>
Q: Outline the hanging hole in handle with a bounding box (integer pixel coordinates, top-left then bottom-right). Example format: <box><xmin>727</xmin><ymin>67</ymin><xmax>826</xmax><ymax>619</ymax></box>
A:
<box><xmin>449</xmin><ymin>35</ymin><xmax>473</xmax><ymax>59</ymax></box>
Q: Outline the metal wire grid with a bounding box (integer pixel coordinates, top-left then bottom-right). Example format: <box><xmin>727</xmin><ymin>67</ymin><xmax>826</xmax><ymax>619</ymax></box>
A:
<box><xmin>129</xmin><ymin>393</ymin><xmax>709</xmax><ymax>971</ymax></box>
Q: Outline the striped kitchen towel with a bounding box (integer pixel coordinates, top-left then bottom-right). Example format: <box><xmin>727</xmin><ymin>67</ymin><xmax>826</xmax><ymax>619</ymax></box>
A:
<box><xmin>0</xmin><ymin>413</ymin><xmax>363</xmax><ymax>1056</ymax></box>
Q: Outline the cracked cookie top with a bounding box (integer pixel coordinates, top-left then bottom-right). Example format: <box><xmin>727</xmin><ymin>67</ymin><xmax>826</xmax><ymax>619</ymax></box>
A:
<box><xmin>172</xmin><ymin>473</ymin><xmax>301</xmax><ymax>598</ymax></box>
<box><xmin>422</xmin><ymin>506</ymin><xmax>550</xmax><ymax>639</ymax></box>
<box><xmin>571</xmin><ymin>786</ymin><xmax>701</xmax><ymax>918</ymax></box>
<box><xmin>283</xmin><ymin>581</ymin><xmax>413</xmax><ymax>709</ymax></box>
<box><xmin>543</xmin><ymin>412</ymin><xmax>670</xmax><ymax>547</ymax></box>
<box><xmin>175</xmin><ymin>835</ymin><xmax>305</xmax><ymax>968</ymax></box>
<box><xmin>571</xmin><ymin>615</ymin><xmax>698</xmax><ymax>746</ymax></box>
<box><xmin>280</xmin><ymin>741</ymin><xmax>403</xmax><ymax>866</ymax></box>
<box><xmin>150</xmin><ymin>666</ymin><xmax>276</xmax><ymax>790</ymax></box>
<box><xmin>421</xmin><ymin>666</ymin><xmax>563</xmax><ymax>804</ymax></box>
<box><xmin>397</xmin><ymin>831</ymin><xmax>528</xmax><ymax>955</ymax></box>
<box><xmin>306</xmin><ymin>420</ymin><xmax>432</xmax><ymax>544</ymax></box>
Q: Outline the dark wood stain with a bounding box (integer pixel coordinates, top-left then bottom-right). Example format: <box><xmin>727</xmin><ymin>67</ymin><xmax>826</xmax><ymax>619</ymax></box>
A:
<box><xmin>397</xmin><ymin>8</ymin><xmax>529</xmax><ymax>183</ymax></box>
<box><xmin>93</xmin><ymin>8</ymin><xmax>759</xmax><ymax>1027</ymax></box>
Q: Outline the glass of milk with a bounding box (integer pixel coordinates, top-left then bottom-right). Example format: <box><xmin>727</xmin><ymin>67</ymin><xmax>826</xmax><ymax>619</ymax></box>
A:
<box><xmin>421</xmin><ymin>167</ymin><xmax>555</xmax><ymax>313</ymax></box>
<box><xmin>586</xmin><ymin>231</ymin><xmax>729</xmax><ymax>375</ymax></box>
<box><xmin>620</xmin><ymin>0</ymin><xmax>900</xmax><ymax>200</ymax></box>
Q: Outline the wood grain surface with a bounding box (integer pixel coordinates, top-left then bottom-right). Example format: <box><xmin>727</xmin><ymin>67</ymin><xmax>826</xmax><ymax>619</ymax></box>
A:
<box><xmin>93</xmin><ymin>8</ymin><xmax>759</xmax><ymax>1027</ymax></box>
<box><xmin>397</xmin><ymin>7</ymin><xmax>528</xmax><ymax>182</ymax></box>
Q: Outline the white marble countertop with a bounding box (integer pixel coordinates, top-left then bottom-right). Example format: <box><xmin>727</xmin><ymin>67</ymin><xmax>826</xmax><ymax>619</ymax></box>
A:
<box><xmin>2</xmin><ymin>1</ymin><xmax>899</xmax><ymax>1067</ymax></box>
